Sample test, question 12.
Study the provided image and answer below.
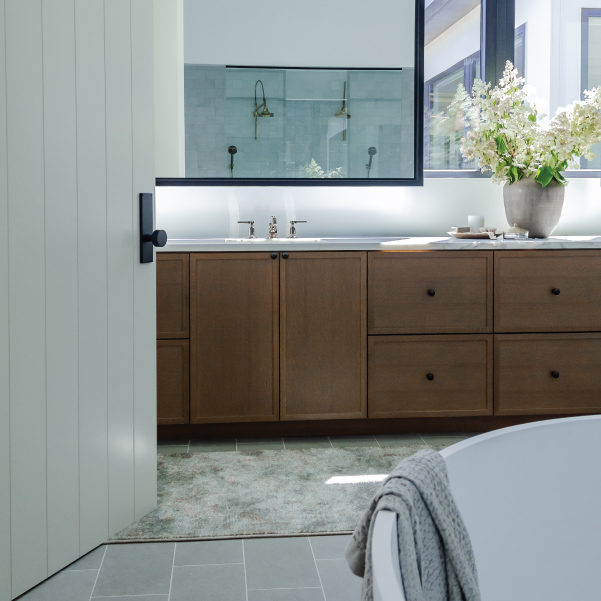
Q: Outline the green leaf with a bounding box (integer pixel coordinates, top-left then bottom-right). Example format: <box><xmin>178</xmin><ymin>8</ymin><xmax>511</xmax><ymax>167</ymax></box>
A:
<box><xmin>553</xmin><ymin>170</ymin><xmax>567</xmax><ymax>185</ymax></box>
<box><xmin>535</xmin><ymin>166</ymin><xmax>554</xmax><ymax>187</ymax></box>
<box><xmin>509</xmin><ymin>166</ymin><xmax>520</xmax><ymax>184</ymax></box>
<box><xmin>528</xmin><ymin>113</ymin><xmax>536</xmax><ymax>122</ymax></box>
<box><xmin>494</xmin><ymin>135</ymin><xmax>508</xmax><ymax>154</ymax></box>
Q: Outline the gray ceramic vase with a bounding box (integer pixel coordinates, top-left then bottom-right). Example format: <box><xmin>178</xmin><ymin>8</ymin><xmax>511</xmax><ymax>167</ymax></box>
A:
<box><xmin>503</xmin><ymin>175</ymin><xmax>565</xmax><ymax>238</ymax></box>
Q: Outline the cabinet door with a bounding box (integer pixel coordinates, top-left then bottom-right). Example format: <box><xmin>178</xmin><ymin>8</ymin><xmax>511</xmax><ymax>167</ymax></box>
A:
<box><xmin>190</xmin><ymin>253</ymin><xmax>279</xmax><ymax>423</ymax></box>
<box><xmin>280</xmin><ymin>252</ymin><xmax>367</xmax><ymax>420</ymax></box>
<box><xmin>494</xmin><ymin>251</ymin><xmax>601</xmax><ymax>332</ymax></box>
<box><xmin>495</xmin><ymin>333</ymin><xmax>601</xmax><ymax>415</ymax></box>
<box><xmin>157</xmin><ymin>253</ymin><xmax>189</xmax><ymax>339</ymax></box>
<box><xmin>368</xmin><ymin>335</ymin><xmax>493</xmax><ymax>418</ymax></box>
<box><xmin>157</xmin><ymin>340</ymin><xmax>189</xmax><ymax>424</ymax></box>
<box><xmin>368</xmin><ymin>251</ymin><xmax>493</xmax><ymax>334</ymax></box>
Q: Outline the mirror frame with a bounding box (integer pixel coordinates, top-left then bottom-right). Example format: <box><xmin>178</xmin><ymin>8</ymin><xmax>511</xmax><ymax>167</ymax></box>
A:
<box><xmin>156</xmin><ymin>0</ymin><xmax>424</xmax><ymax>187</ymax></box>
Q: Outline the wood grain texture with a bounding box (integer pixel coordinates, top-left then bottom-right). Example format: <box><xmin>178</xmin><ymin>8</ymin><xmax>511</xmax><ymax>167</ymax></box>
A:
<box><xmin>157</xmin><ymin>253</ymin><xmax>190</xmax><ymax>338</ymax></box>
<box><xmin>131</xmin><ymin>0</ymin><xmax>158</xmax><ymax>522</ymax></box>
<box><xmin>0</xmin><ymin>2</ymin><xmax>11</xmax><ymax>598</ymax></box>
<box><xmin>75</xmin><ymin>0</ymin><xmax>110</xmax><ymax>554</ymax></box>
<box><xmin>42</xmin><ymin>0</ymin><xmax>80</xmax><ymax>574</ymax></box>
<box><xmin>494</xmin><ymin>250</ymin><xmax>601</xmax><ymax>332</ymax></box>
<box><xmin>280</xmin><ymin>252</ymin><xmax>367</xmax><ymax>420</ymax></box>
<box><xmin>6</xmin><ymin>1</ymin><xmax>48</xmax><ymax>595</ymax></box>
<box><xmin>368</xmin><ymin>251</ymin><xmax>493</xmax><ymax>334</ymax></box>
<box><xmin>157</xmin><ymin>340</ymin><xmax>190</xmax><ymax>424</ymax></box>
<box><xmin>190</xmin><ymin>253</ymin><xmax>279</xmax><ymax>423</ymax></box>
<box><xmin>495</xmin><ymin>333</ymin><xmax>601</xmax><ymax>415</ymax></box>
<box><xmin>368</xmin><ymin>335</ymin><xmax>493</xmax><ymax>418</ymax></box>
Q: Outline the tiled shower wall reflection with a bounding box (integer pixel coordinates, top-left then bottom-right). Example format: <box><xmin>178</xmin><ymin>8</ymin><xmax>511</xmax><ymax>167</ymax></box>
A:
<box><xmin>184</xmin><ymin>66</ymin><xmax>415</xmax><ymax>179</ymax></box>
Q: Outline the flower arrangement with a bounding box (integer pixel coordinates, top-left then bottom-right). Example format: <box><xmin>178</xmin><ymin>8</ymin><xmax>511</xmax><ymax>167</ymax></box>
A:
<box><xmin>297</xmin><ymin>158</ymin><xmax>344</xmax><ymax>179</ymax></box>
<box><xmin>459</xmin><ymin>61</ymin><xmax>601</xmax><ymax>186</ymax></box>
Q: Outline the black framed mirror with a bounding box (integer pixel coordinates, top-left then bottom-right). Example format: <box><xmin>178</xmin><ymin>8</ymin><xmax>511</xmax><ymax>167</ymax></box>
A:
<box><xmin>155</xmin><ymin>0</ymin><xmax>424</xmax><ymax>187</ymax></box>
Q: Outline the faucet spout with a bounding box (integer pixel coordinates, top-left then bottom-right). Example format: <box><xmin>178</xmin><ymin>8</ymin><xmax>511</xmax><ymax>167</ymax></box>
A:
<box><xmin>268</xmin><ymin>216</ymin><xmax>278</xmax><ymax>239</ymax></box>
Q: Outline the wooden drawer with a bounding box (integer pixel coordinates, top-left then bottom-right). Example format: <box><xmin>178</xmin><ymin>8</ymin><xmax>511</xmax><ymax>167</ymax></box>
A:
<box><xmin>157</xmin><ymin>339</ymin><xmax>190</xmax><ymax>424</ymax></box>
<box><xmin>494</xmin><ymin>251</ymin><xmax>601</xmax><ymax>332</ymax></box>
<box><xmin>494</xmin><ymin>333</ymin><xmax>601</xmax><ymax>416</ymax></box>
<box><xmin>368</xmin><ymin>251</ymin><xmax>493</xmax><ymax>334</ymax></box>
<box><xmin>157</xmin><ymin>253</ymin><xmax>189</xmax><ymax>339</ymax></box>
<box><xmin>368</xmin><ymin>335</ymin><xmax>493</xmax><ymax>418</ymax></box>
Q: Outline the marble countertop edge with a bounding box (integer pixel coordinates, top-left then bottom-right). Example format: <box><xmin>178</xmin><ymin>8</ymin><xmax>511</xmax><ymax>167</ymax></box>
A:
<box><xmin>158</xmin><ymin>235</ymin><xmax>601</xmax><ymax>252</ymax></box>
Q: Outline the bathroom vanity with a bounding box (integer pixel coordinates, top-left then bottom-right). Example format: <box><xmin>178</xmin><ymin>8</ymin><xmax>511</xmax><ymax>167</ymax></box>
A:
<box><xmin>156</xmin><ymin>237</ymin><xmax>601</xmax><ymax>438</ymax></box>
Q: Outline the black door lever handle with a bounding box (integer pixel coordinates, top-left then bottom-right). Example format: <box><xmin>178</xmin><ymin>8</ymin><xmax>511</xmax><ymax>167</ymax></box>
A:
<box><xmin>140</xmin><ymin>193</ymin><xmax>168</xmax><ymax>263</ymax></box>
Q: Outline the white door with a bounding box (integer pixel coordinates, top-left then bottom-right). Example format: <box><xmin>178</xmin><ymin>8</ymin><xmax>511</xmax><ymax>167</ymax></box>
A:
<box><xmin>0</xmin><ymin>1</ymin><xmax>157</xmax><ymax>599</ymax></box>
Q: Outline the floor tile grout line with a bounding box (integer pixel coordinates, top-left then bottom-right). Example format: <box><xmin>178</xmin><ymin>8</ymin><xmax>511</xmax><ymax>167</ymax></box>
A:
<box><xmin>63</xmin><ymin>568</ymin><xmax>100</xmax><ymax>572</ymax></box>
<box><xmin>282</xmin><ymin>436</ymin><xmax>286</xmax><ymax>450</ymax></box>
<box><xmin>88</xmin><ymin>546</ymin><xmax>108</xmax><ymax>601</ymax></box>
<box><xmin>92</xmin><ymin>595</ymin><xmax>168</xmax><ymax>599</ymax></box>
<box><xmin>173</xmin><ymin>562</ymin><xmax>245</xmax><ymax>568</ymax></box>
<box><xmin>327</xmin><ymin>436</ymin><xmax>333</xmax><ymax>449</ymax></box>
<box><xmin>248</xmin><ymin>587</ymin><xmax>324</xmax><ymax>591</ymax></box>
<box><xmin>235</xmin><ymin>438</ymin><xmax>238</xmax><ymax>451</ymax></box>
<box><xmin>166</xmin><ymin>542</ymin><xmax>177</xmax><ymax>601</ymax></box>
<box><xmin>241</xmin><ymin>540</ymin><xmax>249</xmax><ymax>601</ymax></box>
<box><xmin>308</xmin><ymin>537</ymin><xmax>328</xmax><ymax>601</ymax></box>
<box><xmin>418</xmin><ymin>433</ymin><xmax>429</xmax><ymax>445</ymax></box>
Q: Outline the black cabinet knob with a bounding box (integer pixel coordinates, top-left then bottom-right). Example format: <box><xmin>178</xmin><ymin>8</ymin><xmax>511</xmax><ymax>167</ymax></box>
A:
<box><xmin>426</xmin><ymin>373</ymin><xmax>434</xmax><ymax>381</ymax></box>
<box><xmin>552</xmin><ymin>288</ymin><xmax>560</xmax><ymax>295</ymax></box>
<box><xmin>270</xmin><ymin>252</ymin><xmax>277</xmax><ymax>259</ymax></box>
<box><xmin>551</xmin><ymin>370</ymin><xmax>560</xmax><ymax>378</ymax></box>
<box><xmin>282</xmin><ymin>252</ymin><xmax>289</xmax><ymax>259</ymax></box>
<box><xmin>143</xmin><ymin>229</ymin><xmax>167</xmax><ymax>248</ymax></box>
<box><xmin>427</xmin><ymin>289</ymin><xmax>436</xmax><ymax>297</ymax></box>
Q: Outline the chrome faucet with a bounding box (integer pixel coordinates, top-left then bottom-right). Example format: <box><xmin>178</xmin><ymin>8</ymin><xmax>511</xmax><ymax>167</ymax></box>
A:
<box><xmin>289</xmin><ymin>220</ymin><xmax>307</xmax><ymax>238</ymax></box>
<box><xmin>268</xmin><ymin>216</ymin><xmax>278</xmax><ymax>239</ymax></box>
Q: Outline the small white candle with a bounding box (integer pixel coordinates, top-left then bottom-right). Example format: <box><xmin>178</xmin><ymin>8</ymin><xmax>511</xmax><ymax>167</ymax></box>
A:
<box><xmin>468</xmin><ymin>215</ymin><xmax>485</xmax><ymax>232</ymax></box>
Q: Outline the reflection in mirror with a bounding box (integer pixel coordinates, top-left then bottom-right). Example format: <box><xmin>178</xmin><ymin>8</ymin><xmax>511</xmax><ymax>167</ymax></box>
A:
<box><xmin>183</xmin><ymin>66</ymin><xmax>415</xmax><ymax>180</ymax></box>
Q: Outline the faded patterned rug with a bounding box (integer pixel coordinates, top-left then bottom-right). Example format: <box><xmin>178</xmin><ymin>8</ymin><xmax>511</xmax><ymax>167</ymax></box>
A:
<box><xmin>111</xmin><ymin>444</ymin><xmax>446</xmax><ymax>541</ymax></box>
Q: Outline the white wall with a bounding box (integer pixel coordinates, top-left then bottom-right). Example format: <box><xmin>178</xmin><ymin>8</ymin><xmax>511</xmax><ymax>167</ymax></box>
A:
<box><xmin>0</xmin><ymin>1</ymin><xmax>156</xmax><ymax>599</ymax></box>
<box><xmin>154</xmin><ymin>0</ymin><xmax>185</xmax><ymax>177</ymax></box>
<box><xmin>157</xmin><ymin>176</ymin><xmax>601</xmax><ymax>239</ymax></box>
<box><xmin>184</xmin><ymin>0</ymin><xmax>415</xmax><ymax>68</ymax></box>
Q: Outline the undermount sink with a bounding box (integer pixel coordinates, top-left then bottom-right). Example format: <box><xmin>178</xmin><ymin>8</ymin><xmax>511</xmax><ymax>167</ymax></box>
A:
<box><xmin>224</xmin><ymin>237</ymin><xmax>322</xmax><ymax>243</ymax></box>
<box><xmin>320</xmin><ymin>236</ymin><xmax>407</xmax><ymax>243</ymax></box>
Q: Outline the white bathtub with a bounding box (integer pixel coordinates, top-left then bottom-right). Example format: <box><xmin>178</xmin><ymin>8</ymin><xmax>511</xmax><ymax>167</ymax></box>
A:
<box><xmin>372</xmin><ymin>415</ymin><xmax>601</xmax><ymax>601</ymax></box>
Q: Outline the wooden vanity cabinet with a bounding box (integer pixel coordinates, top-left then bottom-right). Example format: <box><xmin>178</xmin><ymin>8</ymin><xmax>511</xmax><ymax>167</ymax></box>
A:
<box><xmin>280</xmin><ymin>252</ymin><xmax>367</xmax><ymax>420</ymax></box>
<box><xmin>189</xmin><ymin>253</ymin><xmax>279</xmax><ymax>423</ymax></box>
<box><xmin>157</xmin><ymin>339</ymin><xmax>190</xmax><ymax>424</ymax></box>
<box><xmin>157</xmin><ymin>253</ymin><xmax>189</xmax><ymax>338</ymax></box>
<box><xmin>368</xmin><ymin>251</ymin><xmax>493</xmax><ymax>334</ymax></box>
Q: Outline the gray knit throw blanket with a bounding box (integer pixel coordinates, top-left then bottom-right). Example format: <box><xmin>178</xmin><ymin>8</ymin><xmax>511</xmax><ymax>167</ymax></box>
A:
<box><xmin>345</xmin><ymin>449</ymin><xmax>481</xmax><ymax>601</ymax></box>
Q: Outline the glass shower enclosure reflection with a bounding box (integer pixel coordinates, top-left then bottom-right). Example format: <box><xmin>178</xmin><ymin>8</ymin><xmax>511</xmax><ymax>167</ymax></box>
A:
<box><xmin>184</xmin><ymin>66</ymin><xmax>415</xmax><ymax>181</ymax></box>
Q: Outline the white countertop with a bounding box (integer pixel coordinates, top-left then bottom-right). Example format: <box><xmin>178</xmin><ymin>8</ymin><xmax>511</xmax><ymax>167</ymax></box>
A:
<box><xmin>158</xmin><ymin>235</ymin><xmax>601</xmax><ymax>252</ymax></box>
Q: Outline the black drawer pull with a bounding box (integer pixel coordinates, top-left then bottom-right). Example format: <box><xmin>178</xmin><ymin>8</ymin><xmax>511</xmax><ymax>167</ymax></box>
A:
<box><xmin>426</xmin><ymin>373</ymin><xmax>435</xmax><ymax>381</ymax></box>
<box><xmin>551</xmin><ymin>288</ymin><xmax>560</xmax><ymax>295</ymax></box>
<box><xmin>270</xmin><ymin>252</ymin><xmax>277</xmax><ymax>259</ymax></box>
<box><xmin>282</xmin><ymin>252</ymin><xmax>289</xmax><ymax>259</ymax></box>
<box><xmin>427</xmin><ymin>289</ymin><xmax>436</xmax><ymax>297</ymax></box>
<box><xmin>551</xmin><ymin>370</ymin><xmax>560</xmax><ymax>379</ymax></box>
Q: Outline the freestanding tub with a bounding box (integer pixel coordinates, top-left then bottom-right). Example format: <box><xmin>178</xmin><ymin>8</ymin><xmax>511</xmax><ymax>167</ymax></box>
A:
<box><xmin>372</xmin><ymin>415</ymin><xmax>601</xmax><ymax>601</ymax></box>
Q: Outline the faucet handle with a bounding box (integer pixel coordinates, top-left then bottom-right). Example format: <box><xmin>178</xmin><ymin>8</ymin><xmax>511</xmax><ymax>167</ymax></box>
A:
<box><xmin>289</xmin><ymin>220</ymin><xmax>307</xmax><ymax>238</ymax></box>
<box><xmin>237</xmin><ymin>220</ymin><xmax>255</xmax><ymax>239</ymax></box>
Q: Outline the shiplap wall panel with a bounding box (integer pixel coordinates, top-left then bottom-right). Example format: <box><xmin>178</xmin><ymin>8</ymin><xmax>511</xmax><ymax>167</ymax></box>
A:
<box><xmin>0</xmin><ymin>1</ymin><xmax>12</xmax><ymax>599</ymax></box>
<box><xmin>75</xmin><ymin>0</ymin><xmax>110</xmax><ymax>554</ymax></box>
<box><xmin>42</xmin><ymin>0</ymin><xmax>81</xmax><ymax>574</ymax></box>
<box><xmin>105</xmin><ymin>0</ymin><xmax>136</xmax><ymax>535</ymax></box>
<box><xmin>75</xmin><ymin>0</ymin><xmax>111</xmax><ymax>554</ymax></box>
<box><xmin>6</xmin><ymin>0</ymin><xmax>48</xmax><ymax>596</ymax></box>
<box><xmin>132</xmin><ymin>0</ymin><xmax>158</xmax><ymax>520</ymax></box>
<box><xmin>1</xmin><ymin>2</ymin><xmax>156</xmax><ymax>597</ymax></box>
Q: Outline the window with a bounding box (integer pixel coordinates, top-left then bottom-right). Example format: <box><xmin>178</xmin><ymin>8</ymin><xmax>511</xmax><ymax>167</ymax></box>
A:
<box><xmin>581</xmin><ymin>9</ymin><xmax>601</xmax><ymax>169</ymax></box>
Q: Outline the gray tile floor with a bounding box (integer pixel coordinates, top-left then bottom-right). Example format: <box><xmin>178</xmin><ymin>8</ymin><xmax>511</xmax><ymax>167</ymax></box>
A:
<box><xmin>18</xmin><ymin>536</ymin><xmax>361</xmax><ymax>601</ymax></box>
<box><xmin>20</xmin><ymin>433</ymin><xmax>475</xmax><ymax>600</ymax></box>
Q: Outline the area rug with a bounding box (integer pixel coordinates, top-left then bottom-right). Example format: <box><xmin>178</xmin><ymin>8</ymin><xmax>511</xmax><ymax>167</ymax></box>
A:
<box><xmin>111</xmin><ymin>444</ymin><xmax>446</xmax><ymax>541</ymax></box>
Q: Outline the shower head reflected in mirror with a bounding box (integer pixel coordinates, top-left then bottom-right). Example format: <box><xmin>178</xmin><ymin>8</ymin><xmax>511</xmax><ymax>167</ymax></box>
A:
<box><xmin>253</xmin><ymin>79</ymin><xmax>274</xmax><ymax>140</ymax></box>
<box><xmin>228</xmin><ymin>145</ymin><xmax>237</xmax><ymax>178</ymax></box>
<box><xmin>334</xmin><ymin>82</ymin><xmax>351</xmax><ymax>141</ymax></box>
<box><xmin>366</xmin><ymin>146</ymin><xmax>377</xmax><ymax>178</ymax></box>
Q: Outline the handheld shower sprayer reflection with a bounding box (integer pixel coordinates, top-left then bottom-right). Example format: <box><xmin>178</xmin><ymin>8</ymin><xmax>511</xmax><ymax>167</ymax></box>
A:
<box><xmin>253</xmin><ymin>79</ymin><xmax>274</xmax><ymax>140</ymax></box>
<box><xmin>366</xmin><ymin>147</ymin><xmax>377</xmax><ymax>178</ymax></box>
<box><xmin>228</xmin><ymin>145</ymin><xmax>237</xmax><ymax>178</ymax></box>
